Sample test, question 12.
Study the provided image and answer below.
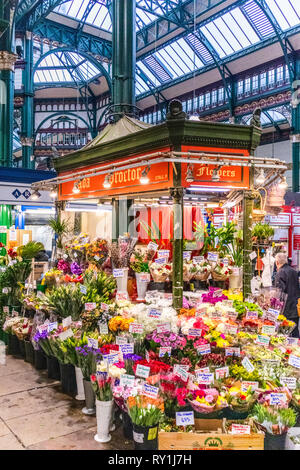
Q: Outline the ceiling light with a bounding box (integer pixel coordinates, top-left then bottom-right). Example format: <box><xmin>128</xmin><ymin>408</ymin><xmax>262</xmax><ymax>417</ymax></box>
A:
<box><xmin>186</xmin><ymin>164</ymin><xmax>194</xmax><ymax>183</ymax></box>
<box><xmin>72</xmin><ymin>181</ymin><xmax>80</xmax><ymax>194</ymax></box>
<box><xmin>140</xmin><ymin>164</ymin><xmax>150</xmax><ymax>184</ymax></box>
<box><xmin>31</xmin><ymin>190</ymin><xmax>41</xmax><ymax>200</ymax></box>
<box><xmin>278</xmin><ymin>176</ymin><xmax>288</xmax><ymax>190</ymax></box>
<box><xmin>103</xmin><ymin>173</ymin><xmax>112</xmax><ymax>189</ymax></box>
<box><xmin>256</xmin><ymin>169</ymin><xmax>265</xmax><ymax>186</ymax></box>
<box><xmin>50</xmin><ymin>187</ymin><xmax>57</xmax><ymax>198</ymax></box>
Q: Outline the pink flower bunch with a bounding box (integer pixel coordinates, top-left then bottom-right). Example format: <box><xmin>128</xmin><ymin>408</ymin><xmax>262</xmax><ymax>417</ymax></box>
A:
<box><xmin>201</xmin><ymin>287</ymin><xmax>228</xmax><ymax>304</ymax></box>
<box><xmin>146</xmin><ymin>330</ymin><xmax>187</xmax><ymax>350</ymax></box>
<box><xmin>57</xmin><ymin>259</ymin><xmax>71</xmax><ymax>274</ymax></box>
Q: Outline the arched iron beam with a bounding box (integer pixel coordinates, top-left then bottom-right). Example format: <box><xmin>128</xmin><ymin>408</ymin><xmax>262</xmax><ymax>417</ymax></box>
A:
<box><xmin>35</xmin><ymin>111</ymin><xmax>91</xmax><ymax>134</ymax></box>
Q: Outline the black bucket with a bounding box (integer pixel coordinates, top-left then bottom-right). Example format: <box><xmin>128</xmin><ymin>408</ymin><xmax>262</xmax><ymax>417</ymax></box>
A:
<box><xmin>132</xmin><ymin>423</ymin><xmax>158</xmax><ymax>450</ymax></box>
<box><xmin>34</xmin><ymin>349</ymin><xmax>47</xmax><ymax>370</ymax></box>
<box><xmin>46</xmin><ymin>356</ymin><xmax>61</xmax><ymax>380</ymax></box>
<box><xmin>59</xmin><ymin>362</ymin><xmax>77</xmax><ymax>396</ymax></box>
<box><xmin>122</xmin><ymin>411</ymin><xmax>133</xmax><ymax>440</ymax></box>
<box><xmin>24</xmin><ymin>340</ymin><xmax>34</xmax><ymax>364</ymax></box>
<box><xmin>8</xmin><ymin>334</ymin><xmax>20</xmax><ymax>356</ymax></box>
<box><xmin>18</xmin><ymin>339</ymin><xmax>26</xmax><ymax>358</ymax></box>
<box><xmin>264</xmin><ymin>432</ymin><xmax>287</xmax><ymax>450</ymax></box>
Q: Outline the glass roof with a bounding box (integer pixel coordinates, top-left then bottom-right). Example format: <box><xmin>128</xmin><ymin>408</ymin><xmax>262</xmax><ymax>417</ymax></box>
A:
<box><xmin>242</xmin><ymin>109</ymin><xmax>288</xmax><ymax>127</ymax></box>
<box><xmin>34</xmin><ymin>51</ymin><xmax>103</xmax><ymax>84</ymax></box>
<box><xmin>265</xmin><ymin>0</ymin><xmax>300</xmax><ymax>30</ymax></box>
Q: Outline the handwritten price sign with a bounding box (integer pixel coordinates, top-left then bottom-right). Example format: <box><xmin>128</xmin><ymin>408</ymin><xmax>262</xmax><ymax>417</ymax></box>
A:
<box><xmin>176</xmin><ymin>411</ymin><xmax>195</xmax><ymax>426</ymax></box>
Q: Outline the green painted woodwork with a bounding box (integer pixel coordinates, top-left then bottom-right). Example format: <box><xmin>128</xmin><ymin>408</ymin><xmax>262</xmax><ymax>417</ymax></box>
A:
<box><xmin>292</xmin><ymin>60</ymin><xmax>300</xmax><ymax>192</ymax></box>
<box><xmin>22</xmin><ymin>32</ymin><xmax>34</xmax><ymax>169</ymax></box>
<box><xmin>171</xmin><ymin>187</ymin><xmax>184</xmax><ymax>312</ymax></box>
<box><xmin>242</xmin><ymin>167</ymin><xmax>255</xmax><ymax>299</ymax></box>
<box><xmin>0</xmin><ymin>205</ymin><xmax>12</xmax><ymax>245</ymax></box>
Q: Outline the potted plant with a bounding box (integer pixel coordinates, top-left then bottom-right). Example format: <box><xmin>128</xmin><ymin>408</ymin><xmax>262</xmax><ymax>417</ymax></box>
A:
<box><xmin>252</xmin><ymin>223</ymin><xmax>275</xmax><ymax>245</ymax></box>
<box><xmin>91</xmin><ymin>372</ymin><xmax>115</xmax><ymax>443</ymax></box>
<box><xmin>130</xmin><ymin>249</ymin><xmax>151</xmax><ymax>301</ymax></box>
<box><xmin>76</xmin><ymin>343</ymin><xmax>101</xmax><ymax>415</ymax></box>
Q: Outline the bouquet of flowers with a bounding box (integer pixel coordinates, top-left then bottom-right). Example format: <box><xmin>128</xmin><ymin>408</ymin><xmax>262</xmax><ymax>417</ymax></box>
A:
<box><xmin>188</xmin><ymin>388</ymin><xmax>228</xmax><ymax>416</ymax></box>
<box><xmin>130</xmin><ymin>249</ymin><xmax>150</xmax><ymax>273</ymax></box>
<box><xmin>90</xmin><ymin>372</ymin><xmax>113</xmax><ymax>401</ymax></box>
<box><xmin>145</xmin><ymin>330</ymin><xmax>186</xmax><ymax>355</ymax></box>
<box><xmin>65</xmin><ymin>233</ymin><xmax>90</xmax><ymax>265</ymax></box>
<box><xmin>251</xmin><ymin>403</ymin><xmax>297</xmax><ymax>435</ymax></box>
<box><xmin>183</xmin><ymin>261</ymin><xmax>194</xmax><ymax>282</ymax></box>
<box><xmin>41</xmin><ymin>268</ymin><xmax>64</xmax><ymax>289</ymax></box>
<box><xmin>191</xmin><ymin>259</ymin><xmax>211</xmax><ymax>281</ymax></box>
<box><xmin>201</xmin><ymin>287</ymin><xmax>228</xmax><ymax>304</ymax></box>
<box><xmin>76</xmin><ymin>344</ymin><xmax>102</xmax><ymax>380</ymax></box>
<box><xmin>149</xmin><ymin>262</ymin><xmax>172</xmax><ymax>283</ymax></box>
<box><xmin>127</xmin><ymin>395</ymin><xmax>164</xmax><ymax>427</ymax></box>
<box><xmin>113</xmin><ymin>377</ymin><xmax>144</xmax><ymax>412</ymax></box>
<box><xmin>57</xmin><ymin>259</ymin><xmax>71</xmax><ymax>274</ymax></box>
<box><xmin>87</xmin><ymin>239</ymin><xmax>109</xmax><ymax>268</ymax></box>
<box><xmin>12</xmin><ymin>317</ymin><xmax>33</xmax><ymax>341</ymax></box>
<box><xmin>226</xmin><ymin>385</ymin><xmax>256</xmax><ymax>415</ymax></box>
<box><xmin>109</xmin><ymin>235</ymin><xmax>137</xmax><ymax>269</ymax></box>
<box><xmin>212</xmin><ymin>260</ymin><xmax>233</xmax><ymax>281</ymax></box>
<box><xmin>108</xmin><ymin>316</ymin><xmax>135</xmax><ymax>332</ymax></box>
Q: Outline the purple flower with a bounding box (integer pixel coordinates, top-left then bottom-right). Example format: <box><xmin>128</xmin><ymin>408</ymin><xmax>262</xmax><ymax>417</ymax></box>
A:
<box><xmin>70</xmin><ymin>262</ymin><xmax>82</xmax><ymax>276</ymax></box>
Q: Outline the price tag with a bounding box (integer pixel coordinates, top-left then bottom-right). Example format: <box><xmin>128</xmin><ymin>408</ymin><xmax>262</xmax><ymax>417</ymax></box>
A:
<box><xmin>116</xmin><ymin>336</ymin><xmax>128</xmax><ymax>345</ymax></box>
<box><xmin>267</xmin><ymin>308</ymin><xmax>280</xmax><ymax>320</ymax></box>
<box><xmin>156</xmin><ymin>323</ymin><xmax>171</xmax><ymax>333</ymax></box>
<box><xmin>280</xmin><ymin>376</ymin><xmax>297</xmax><ymax>390</ymax></box>
<box><xmin>174</xmin><ymin>364</ymin><xmax>189</xmax><ymax>374</ymax></box>
<box><xmin>288</xmin><ymin>354</ymin><xmax>300</xmax><ymax>369</ymax></box>
<box><xmin>129</xmin><ymin>323</ymin><xmax>144</xmax><ymax>334</ymax></box>
<box><xmin>207</xmin><ymin>252</ymin><xmax>219</xmax><ymax>262</ymax></box>
<box><xmin>157</xmin><ymin>250</ymin><xmax>169</xmax><ymax>259</ymax></box>
<box><xmin>136</xmin><ymin>364</ymin><xmax>150</xmax><ymax>379</ymax></box>
<box><xmin>226</xmin><ymin>325</ymin><xmax>238</xmax><ymax>335</ymax></box>
<box><xmin>139</xmin><ymin>273</ymin><xmax>150</xmax><ymax>282</ymax></box>
<box><xmin>80</xmin><ymin>285</ymin><xmax>87</xmax><ymax>294</ymax></box>
<box><xmin>223</xmin><ymin>258</ymin><xmax>229</xmax><ymax>267</ymax></box>
<box><xmin>249</xmin><ymin>251</ymin><xmax>257</xmax><ymax>260</ymax></box>
<box><xmin>154</xmin><ymin>257</ymin><xmax>167</xmax><ymax>264</ymax></box>
<box><xmin>9</xmin><ymin>230</ymin><xmax>17</xmax><ymax>241</ymax></box>
<box><xmin>196</xmin><ymin>305</ymin><xmax>207</xmax><ymax>316</ymax></box>
<box><xmin>116</xmin><ymin>292</ymin><xmax>129</xmax><ymax>302</ymax></box>
<box><xmin>188</xmin><ymin>328</ymin><xmax>202</xmax><ymax>337</ymax></box>
<box><xmin>38</xmin><ymin>324</ymin><xmax>49</xmax><ymax>333</ymax></box>
<box><xmin>263</xmin><ymin>359</ymin><xmax>280</xmax><ymax>367</ymax></box>
<box><xmin>195</xmin><ymin>367</ymin><xmax>210</xmax><ymax>376</ymax></box>
<box><xmin>193</xmin><ymin>256</ymin><xmax>204</xmax><ymax>263</ymax></box>
<box><xmin>148</xmin><ymin>308</ymin><xmax>162</xmax><ymax>318</ymax></box>
<box><xmin>147</xmin><ymin>242</ymin><xmax>158</xmax><ymax>252</ymax></box>
<box><xmin>197</xmin><ymin>372</ymin><xmax>214</xmax><ymax>385</ymax></box>
<box><xmin>242</xmin><ymin>356</ymin><xmax>255</xmax><ymax>373</ymax></box>
<box><xmin>145</xmin><ymin>350</ymin><xmax>150</xmax><ymax>362</ymax></box>
<box><xmin>241</xmin><ymin>381</ymin><xmax>259</xmax><ymax>392</ymax></box>
<box><xmin>113</xmin><ymin>269</ymin><xmax>125</xmax><ymax>278</ymax></box>
<box><xmin>99</xmin><ymin>322</ymin><xmax>108</xmax><ymax>334</ymax></box>
<box><xmin>174</xmin><ymin>366</ymin><xmax>189</xmax><ymax>382</ymax></box>
<box><xmin>142</xmin><ymin>383</ymin><xmax>159</xmax><ymax>399</ymax></box>
<box><xmin>12</xmin><ymin>310</ymin><xmax>18</xmax><ymax>317</ymax></box>
<box><xmin>286</xmin><ymin>337</ymin><xmax>299</xmax><ymax>346</ymax></box>
<box><xmin>159</xmin><ymin>347</ymin><xmax>172</xmax><ymax>357</ymax></box>
<box><xmin>87</xmin><ymin>338</ymin><xmax>98</xmax><ymax>349</ymax></box>
<box><xmin>2</xmin><ymin>288</ymin><xmax>8</xmax><ymax>294</ymax></box>
<box><xmin>211</xmin><ymin>312</ymin><xmax>221</xmax><ymax>319</ymax></box>
<box><xmin>101</xmin><ymin>303</ymin><xmax>109</xmax><ymax>311</ymax></box>
<box><xmin>85</xmin><ymin>302</ymin><xmax>96</xmax><ymax>311</ymax></box>
<box><xmin>102</xmin><ymin>353</ymin><xmax>119</xmax><ymax>365</ymax></box>
<box><xmin>176</xmin><ymin>411</ymin><xmax>194</xmax><ymax>427</ymax></box>
<box><xmin>231</xmin><ymin>424</ymin><xmax>251</xmax><ymax>435</ymax></box>
<box><xmin>58</xmin><ymin>329</ymin><xmax>74</xmax><ymax>341</ymax></box>
<box><xmin>120</xmin><ymin>374</ymin><xmax>135</xmax><ymax>387</ymax></box>
<box><xmin>228</xmin><ymin>311</ymin><xmax>238</xmax><ymax>321</ymax></box>
<box><xmin>256</xmin><ymin>334</ymin><xmax>270</xmax><ymax>346</ymax></box>
<box><xmin>197</xmin><ymin>344</ymin><xmax>211</xmax><ymax>355</ymax></box>
<box><xmin>246</xmin><ymin>311</ymin><xmax>258</xmax><ymax>320</ymax></box>
<box><xmin>261</xmin><ymin>325</ymin><xmax>276</xmax><ymax>336</ymax></box>
<box><xmin>270</xmin><ymin>393</ymin><xmax>287</xmax><ymax>405</ymax></box>
<box><xmin>3</xmin><ymin>306</ymin><xmax>9</xmax><ymax>314</ymax></box>
<box><xmin>215</xmin><ymin>366</ymin><xmax>229</xmax><ymax>379</ymax></box>
<box><xmin>62</xmin><ymin>316</ymin><xmax>72</xmax><ymax>328</ymax></box>
<box><xmin>225</xmin><ymin>347</ymin><xmax>240</xmax><ymax>357</ymax></box>
<box><xmin>183</xmin><ymin>251</ymin><xmax>191</xmax><ymax>261</ymax></box>
<box><xmin>120</xmin><ymin>343</ymin><xmax>134</xmax><ymax>355</ymax></box>
<box><xmin>47</xmin><ymin>322</ymin><xmax>58</xmax><ymax>333</ymax></box>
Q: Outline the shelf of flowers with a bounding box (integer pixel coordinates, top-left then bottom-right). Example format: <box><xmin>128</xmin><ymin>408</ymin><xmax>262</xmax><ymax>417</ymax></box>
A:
<box><xmin>0</xmin><ymin>233</ymin><xmax>299</xmax><ymax>450</ymax></box>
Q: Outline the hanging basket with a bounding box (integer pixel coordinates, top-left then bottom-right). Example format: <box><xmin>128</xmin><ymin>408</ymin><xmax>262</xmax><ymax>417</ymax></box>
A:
<box><xmin>252</xmin><ymin>189</ymin><xmax>267</xmax><ymax>223</ymax></box>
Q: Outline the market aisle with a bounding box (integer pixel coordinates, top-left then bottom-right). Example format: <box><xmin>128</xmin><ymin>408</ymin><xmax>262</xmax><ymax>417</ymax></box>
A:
<box><xmin>0</xmin><ymin>355</ymin><xmax>133</xmax><ymax>450</ymax></box>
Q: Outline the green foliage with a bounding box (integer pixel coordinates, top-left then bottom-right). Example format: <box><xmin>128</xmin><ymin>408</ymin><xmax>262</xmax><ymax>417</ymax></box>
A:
<box><xmin>45</xmin><ymin>284</ymin><xmax>85</xmax><ymax>321</ymax></box>
<box><xmin>17</xmin><ymin>241</ymin><xmax>44</xmax><ymax>260</ymax></box>
<box><xmin>252</xmin><ymin>223</ymin><xmax>275</xmax><ymax>241</ymax></box>
<box><xmin>48</xmin><ymin>217</ymin><xmax>70</xmax><ymax>249</ymax></box>
<box><xmin>130</xmin><ymin>249</ymin><xmax>150</xmax><ymax>273</ymax></box>
<box><xmin>83</xmin><ymin>270</ymin><xmax>116</xmax><ymax>304</ymax></box>
<box><xmin>193</xmin><ymin>221</ymin><xmax>238</xmax><ymax>256</ymax></box>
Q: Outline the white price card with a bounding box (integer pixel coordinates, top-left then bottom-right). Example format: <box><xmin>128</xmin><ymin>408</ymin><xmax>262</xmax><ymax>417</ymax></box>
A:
<box><xmin>139</xmin><ymin>273</ymin><xmax>150</xmax><ymax>282</ymax></box>
<box><xmin>261</xmin><ymin>325</ymin><xmax>276</xmax><ymax>336</ymax></box>
<box><xmin>154</xmin><ymin>257</ymin><xmax>167</xmax><ymax>264</ymax></box>
<box><xmin>196</xmin><ymin>344</ymin><xmax>211</xmax><ymax>355</ymax></box>
<box><xmin>207</xmin><ymin>252</ymin><xmax>219</xmax><ymax>262</ymax></box>
<box><xmin>225</xmin><ymin>347</ymin><xmax>240</xmax><ymax>357</ymax></box>
<box><xmin>267</xmin><ymin>308</ymin><xmax>280</xmax><ymax>320</ymax></box>
<box><xmin>80</xmin><ymin>285</ymin><xmax>87</xmax><ymax>294</ymax></box>
<box><xmin>159</xmin><ymin>347</ymin><xmax>172</xmax><ymax>357</ymax></box>
<box><xmin>183</xmin><ymin>251</ymin><xmax>191</xmax><ymax>261</ymax></box>
<box><xmin>249</xmin><ymin>251</ymin><xmax>257</xmax><ymax>261</ymax></box>
<box><xmin>120</xmin><ymin>374</ymin><xmax>135</xmax><ymax>387</ymax></box>
<box><xmin>280</xmin><ymin>376</ymin><xmax>297</xmax><ymax>390</ymax></box>
<box><xmin>270</xmin><ymin>393</ymin><xmax>287</xmax><ymax>405</ymax></box>
<box><xmin>116</xmin><ymin>336</ymin><xmax>128</xmax><ymax>345</ymax></box>
<box><xmin>116</xmin><ymin>292</ymin><xmax>129</xmax><ymax>302</ymax></box>
<box><xmin>197</xmin><ymin>373</ymin><xmax>214</xmax><ymax>385</ymax></box>
<box><xmin>188</xmin><ymin>328</ymin><xmax>202</xmax><ymax>337</ymax></box>
<box><xmin>176</xmin><ymin>411</ymin><xmax>194</xmax><ymax>427</ymax></box>
<box><xmin>102</xmin><ymin>353</ymin><xmax>119</xmax><ymax>365</ymax></box>
<box><xmin>101</xmin><ymin>303</ymin><xmax>109</xmax><ymax>311</ymax></box>
<box><xmin>85</xmin><ymin>302</ymin><xmax>96</xmax><ymax>311</ymax></box>
<box><xmin>87</xmin><ymin>338</ymin><xmax>98</xmax><ymax>349</ymax></box>
<box><xmin>241</xmin><ymin>381</ymin><xmax>259</xmax><ymax>392</ymax></box>
<box><xmin>246</xmin><ymin>311</ymin><xmax>258</xmax><ymax>320</ymax></box>
<box><xmin>148</xmin><ymin>308</ymin><xmax>162</xmax><ymax>318</ymax></box>
<box><xmin>147</xmin><ymin>242</ymin><xmax>158</xmax><ymax>252</ymax></box>
<box><xmin>156</xmin><ymin>323</ymin><xmax>171</xmax><ymax>333</ymax></box>
<box><xmin>136</xmin><ymin>364</ymin><xmax>150</xmax><ymax>379</ymax></box>
<box><xmin>62</xmin><ymin>316</ymin><xmax>72</xmax><ymax>328</ymax></box>
<box><xmin>288</xmin><ymin>355</ymin><xmax>300</xmax><ymax>369</ymax></box>
<box><xmin>99</xmin><ymin>322</ymin><xmax>108</xmax><ymax>334</ymax></box>
<box><xmin>47</xmin><ymin>322</ymin><xmax>58</xmax><ymax>333</ymax></box>
<box><xmin>174</xmin><ymin>366</ymin><xmax>189</xmax><ymax>382</ymax></box>
<box><xmin>120</xmin><ymin>343</ymin><xmax>134</xmax><ymax>355</ymax></box>
<box><xmin>242</xmin><ymin>357</ymin><xmax>255</xmax><ymax>373</ymax></box>
<box><xmin>59</xmin><ymin>329</ymin><xmax>74</xmax><ymax>341</ymax></box>
<box><xmin>256</xmin><ymin>334</ymin><xmax>270</xmax><ymax>346</ymax></box>
<box><xmin>231</xmin><ymin>424</ymin><xmax>251</xmax><ymax>435</ymax></box>
<box><xmin>113</xmin><ymin>269</ymin><xmax>125</xmax><ymax>278</ymax></box>
<box><xmin>142</xmin><ymin>384</ymin><xmax>159</xmax><ymax>399</ymax></box>
<box><xmin>157</xmin><ymin>250</ymin><xmax>169</xmax><ymax>259</ymax></box>
<box><xmin>129</xmin><ymin>323</ymin><xmax>144</xmax><ymax>334</ymax></box>
<box><xmin>215</xmin><ymin>367</ymin><xmax>229</xmax><ymax>380</ymax></box>
<box><xmin>193</xmin><ymin>256</ymin><xmax>204</xmax><ymax>263</ymax></box>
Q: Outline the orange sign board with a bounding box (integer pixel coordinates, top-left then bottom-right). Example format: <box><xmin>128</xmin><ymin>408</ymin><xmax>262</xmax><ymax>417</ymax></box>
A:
<box><xmin>181</xmin><ymin>146</ymin><xmax>250</xmax><ymax>189</ymax></box>
<box><xmin>59</xmin><ymin>148</ymin><xmax>172</xmax><ymax>200</ymax></box>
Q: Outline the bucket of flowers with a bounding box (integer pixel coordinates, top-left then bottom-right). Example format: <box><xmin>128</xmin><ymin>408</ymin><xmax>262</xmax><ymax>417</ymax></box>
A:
<box><xmin>86</xmin><ymin>238</ymin><xmax>109</xmax><ymax>269</ymax></box>
<box><xmin>224</xmin><ymin>384</ymin><xmax>257</xmax><ymax>419</ymax></box>
<box><xmin>149</xmin><ymin>261</ymin><xmax>172</xmax><ymax>283</ymax></box>
<box><xmin>187</xmin><ymin>387</ymin><xmax>228</xmax><ymax>419</ymax></box>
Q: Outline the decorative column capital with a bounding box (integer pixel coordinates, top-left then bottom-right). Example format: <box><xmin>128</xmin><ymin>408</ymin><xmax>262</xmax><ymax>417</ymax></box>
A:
<box><xmin>170</xmin><ymin>187</ymin><xmax>185</xmax><ymax>201</ymax></box>
<box><xmin>26</xmin><ymin>31</ymin><xmax>33</xmax><ymax>40</ymax></box>
<box><xmin>291</xmin><ymin>134</ymin><xmax>300</xmax><ymax>143</ymax></box>
<box><xmin>20</xmin><ymin>137</ymin><xmax>34</xmax><ymax>147</ymax></box>
<box><xmin>0</xmin><ymin>52</ymin><xmax>18</xmax><ymax>71</ymax></box>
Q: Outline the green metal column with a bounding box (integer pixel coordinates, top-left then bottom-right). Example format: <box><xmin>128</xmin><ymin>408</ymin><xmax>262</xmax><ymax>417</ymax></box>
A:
<box><xmin>242</xmin><ymin>167</ymin><xmax>255</xmax><ymax>299</ymax></box>
<box><xmin>292</xmin><ymin>59</ymin><xmax>300</xmax><ymax>192</ymax></box>
<box><xmin>171</xmin><ymin>186</ymin><xmax>184</xmax><ymax>312</ymax></box>
<box><xmin>112</xmin><ymin>198</ymin><xmax>119</xmax><ymax>242</ymax></box>
<box><xmin>21</xmin><ymin>31</ymin><xmax>34</xmax><ymax>169</ymax></box>
<box><xmin>0</xmin><ymin>205</ymin><xmax>12</xmax><ymax>245</ymax></box>
<box><xmin>0</xmin><ymin>1</ymin><xmax>17</xmax><ymax>167</ymax></box>
<box><xmin>111</xmin><ymin>0</ymin><xmax>136</xmax><ymax>119</ymax></box>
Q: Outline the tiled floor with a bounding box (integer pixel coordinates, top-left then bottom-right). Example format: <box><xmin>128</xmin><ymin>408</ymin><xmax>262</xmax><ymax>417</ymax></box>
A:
<box><xmin>0</xmin><ymin>354</ymin><xmax>133</xmax><ymax>450</ymax></box>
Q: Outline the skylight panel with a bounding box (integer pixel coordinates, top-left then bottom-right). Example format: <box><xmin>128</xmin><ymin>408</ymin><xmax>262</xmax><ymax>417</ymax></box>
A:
<box><xmin>137</xmin><ymin>61</ymin><xmax>159</xmax><ymax>85</ymax></box>
<box><xmin>228</xmin><ymin>9</ymin><xmax>260</xmax><ymax>44</ymax></box>
<box><xmin>176</xmin><ymin>38</ymin><xmax>204</xmax><ymax>69</ymax></box>
<box><xmin>260</xmin><ymin>113</ymin><xmax>271</xmax><ymax>125</ymax></box>
<box><xmin>136</xmin><ymin>74</ymin><xmax>149</xmax><ymax>94</ymax></box>
<box><xmin>267</xmin><ymin>110</ymin><xmax>286</xmax><ymax>121</ymax></box>
<box><xmin>68</xmin><ymin>0</ymin><xmax>83</xmax><ymax>19</ymax></box>
<box><xmin>201</xmin><ymin>23</ymin><xmax>232</xmax><ymax>57</ymax></box>
<box><xmin>242</xmin><ymin>1</ymin><xmax>274</xmax><ymax>37</ymax></box>
<box><xmin>185</xmin><ymin>34</ymin><xmax>213</xmax><ymax>64</ymax></box>
<box><xmin>86</xmin><ymin>3</ymin><xmax>101</xmax><ymax>24</ymax></box>
<box><xmin>163</xmin><ymin>44</ymin><xmax>191</xmax><ymax>74</ymax></box>
<box><xmin>265</xmin><ymin>0</ymin><xmax>300</xmax><ymax>30</ymax></box>
<box><xmin>215</xmin><ymin>16</ymin><xmax>245</xmax><ymax>51</ymax></box>
<box><xmin>76</xmin><ymin>0</ymin><xmax>89</xmax><ymax>19</ymax></box>
<box><xmin>155</xmin><ymin>49</ymin><xmax>180</xmax><ymax>76</ymax></box>
<box><xmin>143</xmin><ymin>56</ymin><xmax>172</xmax><ymax>82</ymax></box>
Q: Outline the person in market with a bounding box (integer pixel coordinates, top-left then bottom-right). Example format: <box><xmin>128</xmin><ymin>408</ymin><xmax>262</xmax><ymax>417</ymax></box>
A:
<box><xmin>275</xmin><ymin>252</ymin><xmax>300</xmax><ymax>337</ymax></box>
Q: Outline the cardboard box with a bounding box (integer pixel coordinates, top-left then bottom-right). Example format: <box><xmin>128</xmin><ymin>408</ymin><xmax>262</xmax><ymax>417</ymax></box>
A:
<box><xmin>158</xmin><ymin>419</ymin><xmax>264</xmax><ymax>451</ymax></box>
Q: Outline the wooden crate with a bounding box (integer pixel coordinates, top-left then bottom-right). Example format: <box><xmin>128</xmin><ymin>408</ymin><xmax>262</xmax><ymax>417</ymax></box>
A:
<box><xmin>158</xmin><ymin>419</ymin><xmax>264</xmax><ymax>451</ymax></box>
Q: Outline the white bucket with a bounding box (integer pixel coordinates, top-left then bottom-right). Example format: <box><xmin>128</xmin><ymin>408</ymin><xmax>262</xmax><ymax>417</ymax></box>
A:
<box><xmin>116</xmin><ymin>268</ymin><xmax>129</xmax><ymax>293</ymax></box>
<box><xmin>94</xmin><ymin>399</ymin><xmax>114</xmax><ymax>443</ymax></box>
<box><xmin>135</xmin><ymin>272</ymin><xmax>150</xmax><ymax>300</ymax></box>
<box><xmin>75</xmin><ymin>367</ymin><xmax>85</xmax><ymax>401</ymax></box>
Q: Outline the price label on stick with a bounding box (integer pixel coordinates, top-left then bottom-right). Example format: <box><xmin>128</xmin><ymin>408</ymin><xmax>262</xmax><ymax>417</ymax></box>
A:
<box><xmin>174</xmin><ymin>366</ymin><xmax>189</xmax><ymax>382</ymax></box>
<box><xmin>159</xmin><ymin>347</ymin><xmax>171</xmax><ymax>357</ymax></box>
<box><xmin>136</xmin><ymin>364</ymin><xmax>150</xmax><ymax>379</ymax></box>
<box><xmin>47</xmin><ymin>322</ymin><xmax>58</xmax><ymax>333</ymax></box>
<box><xmin>157</xmin><ymin>250</ymin><xmax>169</xmax><ymax>259</ymax></box>
<box><xmin>288</xmin><ymin>355</ymin><xmax>300</xmax><ymax>369</ymax></box>
<box><xmin>280</xmin><ymin>376</ymin><xmax>297</xmax><ymax>390</ymax></box>
<box><xmin>241</xmin><ymin>381</ymin><xmax>259</xmax><ymax>392</ymax></box>
<box><xmin>197</xmin><ymin>344</ymin><xmax>211</xmax><ymax>355</ymax></box>
<box><xmin>80</xmin><ymin>285</ymin><xmax>87</xmax><ymax>294</ymax></box>
<box><xmin>87</xmin><ymin>338</ymin><xmax>98</xmax><ymax>349</ymax></box>
<box><xmin>261</xmin><ymin>325</ymin><xmax>276</xmax><ymax>336</ymax></box>
<box><xmin>156</xmin><ymin>323</ymin><xmax>170</xmax><ymax>333</ymax></box>
<box><xmin>197</xmin><ymin>373</ymin><xmax>214</xmax><ymax>385</ymax></box>
<box><xmin>120</xmin><ymin>374</ymin><xmax>135</xmax><ymax>387</ymax></box>
<box><xmin>188</xmin><ymin>328</ymin><xmax>202</xmax><ymax>337</ymax></box>
<box><xmin>242</xmin><ymin>357</ymin><xmax>255</xmax><ymax>373</ymax></box>
<box><xmin>85</xmin><ymin>302</ymin><xmax>96</xmax><ymax>311</ymax></box>
<box><xmin>148</xmin><ymin>308</ymin><xmax>162</xmax><ymax>318</ymax></box>
<box><xmin>59</xmin><ymin>329</ymin><xmax>74</xmax><ymax>341</ymax></box>
<box><xmin>113</xmin><ymin>269</ymin><xmax>124</xmax><ymax>278</ymax></box>
<box><xmin>147</xmin><ymin>242</ymin><xmax>158</xmax><ymax>252</ymax></box>
<box><xmin>176</xmin><ymin>411</ymin><xmax>194</xmax><ymax>427</ymax></box>
<box><xmin>120</xmin><ymin>343</ymin><xmax>134</xmax><ymax>355</ymax></box>
<box><xmin>142</xmin><ymin>384</ymin><xmax>159</xmax><ymax>399</ymax></box>
<box><xmin>215</xmin><ymin>366</ymin><xmax>229</xmax><ymax>380</ymax></box>
<box><xmin>98</xmin><ymin>322</ymin><xmax>108</xmax><ymax>334</ymax></box>
<box><xmin>129</xmin><ymin>323</ymin><xmax>144</xmax><ymax>334</ymax></box>
<box><xmin>62</xmin><ymin>316</ymin><xmax>72</xmax><ymax>328</ymax></box>
<box><xmin>231</xmin><ymin>424</ymin><xmax>251</xmax><ymax>435</ymax></box>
